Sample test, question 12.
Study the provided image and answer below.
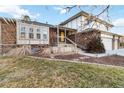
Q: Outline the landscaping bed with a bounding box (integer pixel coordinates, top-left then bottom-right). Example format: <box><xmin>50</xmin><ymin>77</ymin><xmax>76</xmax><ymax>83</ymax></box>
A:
<box><xmin>54</xmin><ymin>54</ymin><xmax>124</xmax><ymax>67</ymax></box>
<box><xmin>83</xmin><ymin>55</ymin><xmax>124</xmax><ymax>67</ymax></box>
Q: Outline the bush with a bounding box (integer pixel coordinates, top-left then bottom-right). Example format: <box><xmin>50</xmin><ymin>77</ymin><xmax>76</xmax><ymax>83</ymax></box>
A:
<box><xmin>120</xmin><ymin>43</ymin><xmax>124</xmax><ymax>46</ymax></box>
<box><xmin>86</xmin><ymin>36</ymin><xmax>105</xmax><ymax>53</ymax></box>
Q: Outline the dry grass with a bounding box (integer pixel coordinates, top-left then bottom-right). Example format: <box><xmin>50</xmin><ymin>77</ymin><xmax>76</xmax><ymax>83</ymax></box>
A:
<box><xmin>0</xmin><ymin>56</ymin><xmax>124</xmax><ymax>88</ymax></box>
<box><xmin>5</xmin><ymin>45</ymin><xmax>32</xmax><ymax>56</ymax></box>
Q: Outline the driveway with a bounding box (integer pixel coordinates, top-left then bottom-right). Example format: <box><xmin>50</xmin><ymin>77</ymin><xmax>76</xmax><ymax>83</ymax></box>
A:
<box><xmin>78</xmin><ymin>49</ymin><xmax>124</xmax><ymax>57</ymax></box>
<box><xmin>106</xmin><ymin>49</ymin><xmax>124</xmax><ymax>56</ymax></box>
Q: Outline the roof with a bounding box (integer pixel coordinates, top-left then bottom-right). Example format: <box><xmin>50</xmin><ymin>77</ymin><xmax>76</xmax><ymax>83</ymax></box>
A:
<box><xmin>20</xmin><ymin>20</ymin><xmax>77</xmax><ymax>31</ymax></box>
<box><xmin>0</xmin><ymin>17</ymin><xmax>77</xmax><ymax>32</ymax></box>
<box><xmin>59</xmin><ymin>11</ymin><xmax>113</xmax><ymax>27</ymax></box>
<box><xmin>81</xmin><ymin>28</ymin><xmax>122</xmax><ymax>37</ymax></box>
<box><xmin>20</xmin><ymin>20</ymin><xmax>55</xmax><ymax>28</ymax></box>
<box><xmin>57</xmin><ymin>26</ymin><xmax>77</xmax><ymax>31</ymax></box>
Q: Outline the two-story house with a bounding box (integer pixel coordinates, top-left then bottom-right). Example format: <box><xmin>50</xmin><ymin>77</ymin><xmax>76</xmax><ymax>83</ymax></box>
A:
<box><xmin>0</xmin><ymin>11</ymin><xmax>123</xmax><ymax>54</ymax></box>
<box><xmin>60</xmin><ymin>11</ymin><xmax>121</xmax><ymax>51</ymax></box>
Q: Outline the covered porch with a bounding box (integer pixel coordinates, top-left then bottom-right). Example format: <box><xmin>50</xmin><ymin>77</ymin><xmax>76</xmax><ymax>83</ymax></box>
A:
<box><xmin>49</xmin><ymin>26</ymin><xmax>77</xmax><ymax>46</ymax></box>
<box><xmin>49</xmin><ymin>26</ymin><xmax>77</xmax><ymax>54</ymax></box>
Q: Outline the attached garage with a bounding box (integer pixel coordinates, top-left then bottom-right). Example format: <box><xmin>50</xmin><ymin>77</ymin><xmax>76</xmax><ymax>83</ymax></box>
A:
<box><xmin>101</xmin><ymin>32</ymin><xmax>120</xmax><ymax>51</ymax></box>
<box><xmin>101</xmin><ymin>37</ymin><xmax>113</xmax><ymax>50</ymax></box>
<box><xmin>113</xmin><ymin>35</ymin><xmax>120</xmax><ymax>50</ymax></box>
<box><xmin>67</xmin><ymin>28</ymin><xmax>121</xmax><ymax>52</ymax></box>
<box><xmin>114</xmin><ymin>39</ymin><xmax>118</xmax><ymax>50</ymax></box>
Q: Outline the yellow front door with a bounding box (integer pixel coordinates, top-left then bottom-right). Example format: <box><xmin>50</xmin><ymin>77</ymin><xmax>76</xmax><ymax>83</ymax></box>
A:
<box><xmin>60</xmin><ymin>31</ymin><xmax>65</xmax><ymax>42</ymax></box>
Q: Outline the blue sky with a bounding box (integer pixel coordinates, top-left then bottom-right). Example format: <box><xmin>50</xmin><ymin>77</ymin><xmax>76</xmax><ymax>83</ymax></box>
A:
<box><xmin>0</xmin><ymin>5</ymin><xmax>124</xmax><ymax>34</ymax></box>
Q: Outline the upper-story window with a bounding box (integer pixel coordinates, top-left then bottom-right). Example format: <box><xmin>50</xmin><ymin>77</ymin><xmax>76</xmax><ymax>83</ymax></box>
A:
<box><xmin>29</xmin><ymin>28</ymin><xmax>33</xmax><ymax>33</ymax></box>
<box><xmin>20</xmin><ymin>27</ymin><xmax>26</xmax><ymax>39</ymax></box>
<box><xmin>21</xmin><ymin>27</ymin><xmax>25</xmax><ymax>32</ymax></box>
<box><xmin>37</xmin><ymin>29</ymin><xmax>40</xmax><ymax>33</ymax></box>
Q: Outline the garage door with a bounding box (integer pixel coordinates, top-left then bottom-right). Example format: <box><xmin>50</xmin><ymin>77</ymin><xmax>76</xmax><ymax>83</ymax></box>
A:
<box><xmin>114</xmin><ymin>39</ymin><xmax>118</xmax><ymax>49</ymax></box>
<box><xmin>101</xmin><ymin>38</ymin><xmax>112</xmax><ymax>50</ymax></box>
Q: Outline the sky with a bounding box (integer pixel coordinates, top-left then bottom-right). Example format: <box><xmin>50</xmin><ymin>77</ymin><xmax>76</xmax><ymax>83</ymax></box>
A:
<box><xmin>0</xmin><ymin>5</ymin><xmax>124</xmax><ymax>35</ymax></box>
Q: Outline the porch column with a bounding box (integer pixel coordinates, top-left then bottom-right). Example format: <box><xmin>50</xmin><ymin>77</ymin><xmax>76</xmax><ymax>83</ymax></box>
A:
<box><xmin>112</xmin><ymin>35</ymin><xmax>115</xmax><ymax>50</ymax></box>
<box><xmin>57</xmin><ymin>25</ymin><xmax>59</xmax><ymax>45</ymax></box>
<box><xmin>65</xmin><ymin>28</ymin><xmax>66</xmax><ymax>44</ymax></box>
<box><xmin>118</xmin><ymin>36</ymin><xmax>120</xmax><ymax>49</ymax></box>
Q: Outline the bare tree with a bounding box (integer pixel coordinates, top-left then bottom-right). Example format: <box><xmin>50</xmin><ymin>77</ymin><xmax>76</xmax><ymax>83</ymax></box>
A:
<box><xmin>63</xmin><ymin>5</ymin><xmax>110</xmax><ymax>20</ymax></box>
<box><xmin>62</xmin><ymin>5</ymin><xmax>110</xmax><ymax>28</ymax></box>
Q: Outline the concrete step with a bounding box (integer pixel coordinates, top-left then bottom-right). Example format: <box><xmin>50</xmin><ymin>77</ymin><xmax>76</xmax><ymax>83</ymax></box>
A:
<box><xmin>58</xmin><ymin>44</ymin><xmax>75</xmax><ymax>47</ymax></box>
<box><xmin>51</xmin><ymin>45</ymin><xmax>77</xmax><ymax>54</ymax></box>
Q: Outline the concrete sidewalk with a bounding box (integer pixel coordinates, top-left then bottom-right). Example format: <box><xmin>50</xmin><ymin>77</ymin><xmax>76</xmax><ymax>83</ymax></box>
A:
<box><xmin>78</xmin><ymin>49</ymin><xmax>124</xmax><ymax>57</ymax></box>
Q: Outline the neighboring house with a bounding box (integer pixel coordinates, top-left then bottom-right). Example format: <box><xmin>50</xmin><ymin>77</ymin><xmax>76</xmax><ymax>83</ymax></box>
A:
<box><xmin>60</xmin><ymin>11</ymin><xmax>121</xmax><ymax>51</ymax></box>
<box><xmin>0</xmin><ymin>11</ymin><xmax>123</xmax><ymax>54</ymax></box>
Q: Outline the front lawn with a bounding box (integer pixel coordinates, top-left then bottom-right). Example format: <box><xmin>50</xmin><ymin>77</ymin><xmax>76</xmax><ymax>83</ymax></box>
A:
<box><xmin>0</xmin><ymin>56</ymin><xmax>124</xmax><ymax>88</ymax></box>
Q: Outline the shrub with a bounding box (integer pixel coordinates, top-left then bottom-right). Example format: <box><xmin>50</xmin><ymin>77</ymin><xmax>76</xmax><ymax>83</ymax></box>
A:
<box><xmin>86</xmin><ymin>36</ymin><xmax>105</xmax><ymax>53</ymax></box>
<box><xmin>120</xmin><ymin>42</ymin><xmax>124</xmax><ymax>47</ymax></box>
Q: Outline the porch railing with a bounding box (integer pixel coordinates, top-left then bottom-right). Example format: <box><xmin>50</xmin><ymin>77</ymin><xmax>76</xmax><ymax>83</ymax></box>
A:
<box><xmin>58</xmin><ymin>36</ymin><xmax>78</xmax><ymax>53</ymax></box>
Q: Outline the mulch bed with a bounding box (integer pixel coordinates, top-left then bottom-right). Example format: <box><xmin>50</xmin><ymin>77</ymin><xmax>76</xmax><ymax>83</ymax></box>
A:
<box><xmin>83</xmin><ymin>55</ymin><xmax>124</xmax><ymax>67</ymax></box>
<box><xmin>54</xmin><ymin>54</ymin><xmax>124</xmax><ymax>67</ymax></box>
<box><xmin>54</xmin><ymin>54</ymin><xmax>90</xmax><ymax>60</ymax></box>
<box><xmin>34</xmin><ymin>53</ymin><xmax>124</xmax><ymax>67</ymax></box>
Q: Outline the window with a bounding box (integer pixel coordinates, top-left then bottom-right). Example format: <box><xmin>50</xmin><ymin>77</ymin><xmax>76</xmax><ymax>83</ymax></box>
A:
<box><xmin>29</xmin><ymin>28</ymin><xmax>34</xmax><ymax>39</ymax></box>
<box><xmin>37</xmin><ymin>29</ymin><xmax>40</xmax><ymax>33</ymax></box>
<box><xmin>29</xmin><ymin>33</ymin><xmax>34</xmax><ymax>39</ymax></box>
<box><xmin>21</xmin><ymin>27</ymin><xmax>25</xmax><ymax>32</ymax></box>
<box><xmin>29</xmin><ymin>28</ymin><xmax>33</xmax><ymax>33</ymax></box>
<box><xmin>20</xmin><ymin>32</ymin><xmax>25</xmax><ymax>39</ymax></box>
<box><xmin>43</xmin><ymin>34</ymin><xmax>47</xmax><ymax>40</ymax></box>
<box><xmin>37</xmin><ymin>34</ymin><xmax>41</xmax><ymax>39</ymax></box>
<box><xmin>20</xmin><ymin>27</ymin><xmax>26</xmax><ymax>39</ymax></box>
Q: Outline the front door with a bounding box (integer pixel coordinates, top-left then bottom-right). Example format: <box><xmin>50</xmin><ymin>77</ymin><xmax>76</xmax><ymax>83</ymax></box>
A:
<box><xmin>60</xmin><ymin>31</ymin><xmax>65</xmax><ymax>42</ymax></box>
